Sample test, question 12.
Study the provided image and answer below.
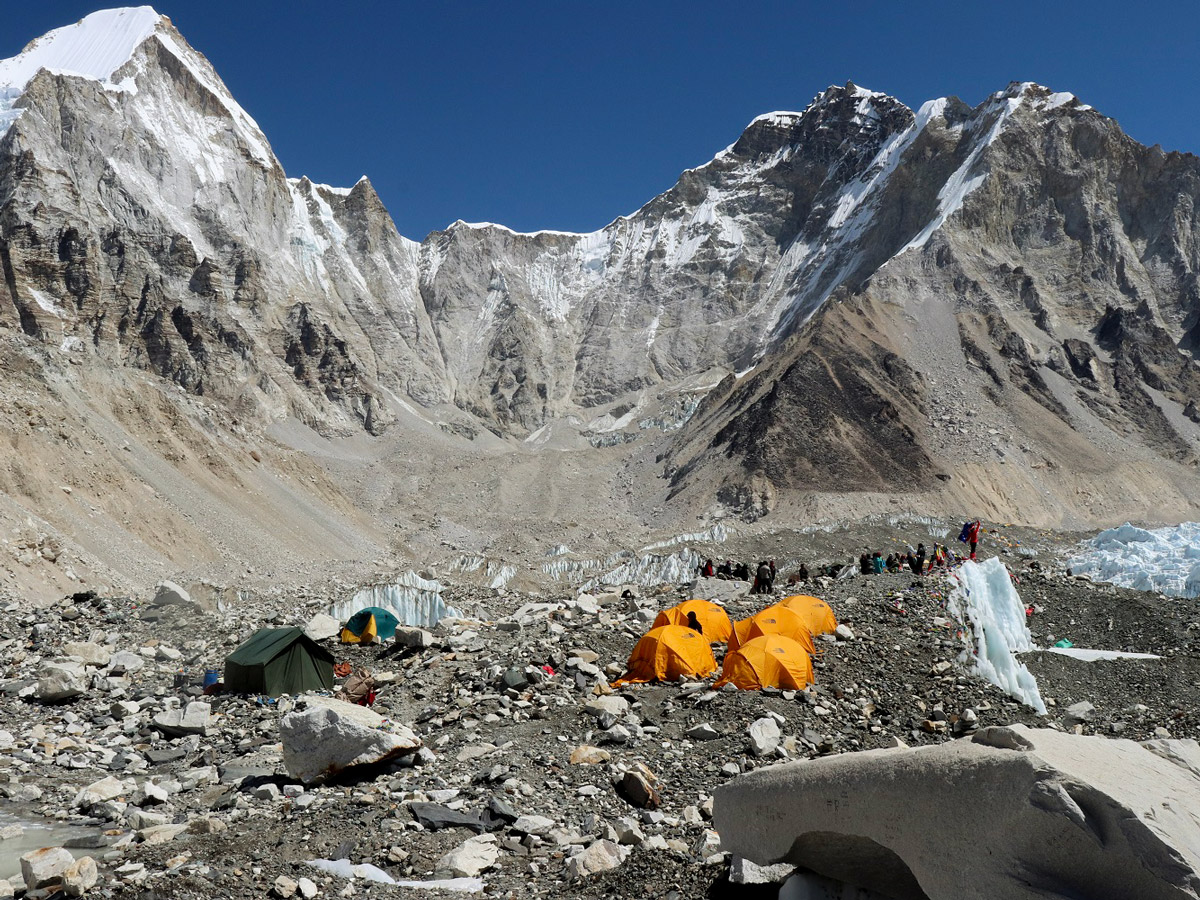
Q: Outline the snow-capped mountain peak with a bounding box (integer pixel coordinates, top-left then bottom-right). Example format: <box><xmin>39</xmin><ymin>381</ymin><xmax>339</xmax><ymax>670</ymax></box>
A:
<box><xmin>0</xmin><ymin>6</ymin><xmax>160</xmax><ymax>93</ymax></box>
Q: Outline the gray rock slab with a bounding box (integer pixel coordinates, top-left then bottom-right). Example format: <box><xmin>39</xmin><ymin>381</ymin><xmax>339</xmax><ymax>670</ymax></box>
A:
<box><xmin>714</xmin><ymin>724</ymin><xmax>1200</xmax><ymax>900</ymax></box>
<box><xmin>279</xmin><ymin>696</ymin><xmax>420</xmax><ymax>783</ymax></box>
<box><xmin>152</xmin><ymin>701</ymin><xmax>210</xmax><ymax>736</ymax></box>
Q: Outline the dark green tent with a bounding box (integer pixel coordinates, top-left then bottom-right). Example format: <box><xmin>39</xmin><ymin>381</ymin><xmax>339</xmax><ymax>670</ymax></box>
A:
<box><xmin>224</xmin><ymin>627</ymin><xmax>334</xmax><ymax>697</ymax></box>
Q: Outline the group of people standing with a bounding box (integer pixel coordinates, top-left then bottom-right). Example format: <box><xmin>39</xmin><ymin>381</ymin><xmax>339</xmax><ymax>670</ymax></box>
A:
<box><xmin>696</xmin><ymin>557</ymin><xmax>779</xmax><ymax>594</ymax></box>
<box><xmin>858</xmin><ymin>519</ymin><xmax>983</xmax><ymax>577</ymax></box>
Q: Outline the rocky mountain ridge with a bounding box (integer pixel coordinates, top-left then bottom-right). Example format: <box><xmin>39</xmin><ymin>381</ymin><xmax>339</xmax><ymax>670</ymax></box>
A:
<box><xmin>0</xmin><ymin>8</ymin><xmax>1197</xmax><ymax>599</ymax></box>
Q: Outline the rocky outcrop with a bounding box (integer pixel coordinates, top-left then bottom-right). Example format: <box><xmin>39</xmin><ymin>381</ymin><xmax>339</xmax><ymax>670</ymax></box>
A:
<box><xmin>713</xmin><ymin>724</ymin><xmax>1200</xmax><ymax>899</ymax></box>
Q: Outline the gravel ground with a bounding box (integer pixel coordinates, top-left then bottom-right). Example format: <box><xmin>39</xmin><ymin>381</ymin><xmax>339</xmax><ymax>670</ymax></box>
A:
<box><xmin>1</xmin><ymin>524</ymin><xmax>1196</xmax><ymax>899</ymax></box>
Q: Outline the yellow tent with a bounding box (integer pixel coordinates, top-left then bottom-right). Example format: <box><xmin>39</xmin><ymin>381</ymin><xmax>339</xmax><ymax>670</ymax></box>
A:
<box><xmin>612</xmin><ymin>625</ymin><xmax>718</xmax><ymax>686</ymax></box>
<box><xmin>651</xmin><ymin>599</ymin><xmax>733</xmax><ymax>643</ymax></box>
<box><xmin>340</xmin><ymin>614</ymin><xmax>378</xmax><ymax>645</ymax></box>
<box><xmin>714</xmin><ymin>634</ymin><xmax>814</xmax><ymax>690</ymax></box>
<box><xmin>729</xmin><ymin>605</ymin><xmax>816</xmax><ymax>656</ymax></box>
<box><xmin>779</xmin><ymin>594</ymin><xmax>838</xmax><ymax>636</ymax></box>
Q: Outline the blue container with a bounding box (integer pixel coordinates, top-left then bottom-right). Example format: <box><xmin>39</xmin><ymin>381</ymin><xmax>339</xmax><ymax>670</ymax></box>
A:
<box><xmin>202</xmin><ymin>669</ymin><xmax>220</xmax><ymax>688</ymax></box>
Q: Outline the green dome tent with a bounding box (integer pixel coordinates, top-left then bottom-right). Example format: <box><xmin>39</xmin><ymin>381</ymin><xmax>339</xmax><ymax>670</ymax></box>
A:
<box><xmin>341</xmin><ymin>606</ymin><xmax>400</xmax><ymax>644</ymax></box>
<box><xmin>224</xmin><ymin>627</ymin><xmax>334</xmax><ymax>697</ymax></box>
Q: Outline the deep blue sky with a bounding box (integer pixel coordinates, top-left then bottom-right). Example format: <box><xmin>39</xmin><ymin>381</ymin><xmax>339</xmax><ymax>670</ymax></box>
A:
<box><xmin>6</xmin><ymin>3</ymin><xmax>1199</xmax><ymax>239</ymax></box>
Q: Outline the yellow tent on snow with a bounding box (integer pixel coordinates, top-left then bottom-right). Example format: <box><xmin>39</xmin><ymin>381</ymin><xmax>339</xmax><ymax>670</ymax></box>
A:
<box><xmin>651</xmin><ymin>599</ymin><xmax>733</xmax><ymax>643</ymax></box>
<box><xmin>729</xmin><ymin>605</ymin><xmax>816</xmax><ymax>656</ymax></box>
<box><xmin>779</xmin><ymin>594</ymin><xmax>838</xmax><ymax>636</ymax></box>
<box><xmin>612</xmin><ymin>625</ymin><xmax>718</xmax><ymax>686</ymax></box>
<box><xmin>714</xmin><ymin>634</ymin><xmax>814</xmax><ymax>691</ymax></box>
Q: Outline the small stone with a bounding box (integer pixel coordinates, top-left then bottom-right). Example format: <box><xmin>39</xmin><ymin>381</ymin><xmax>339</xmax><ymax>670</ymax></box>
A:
<box><xmin>748</xmin><ymin>717</ymin><xmax>781</xmax><ymax>756</ymax></box>
<box><xmin>1063</xmin><ymin>701</ymin><xmax>1096</xmax><ymax>727</ymax></box>
<box><xmin>296</xmin><ymin>877</ymin><xmax>319</xmax><ymax>899</ymax></box>
<box><xmin>615</xmin><ymin>767</ymin><xmax>660</xmax><ymax>809</ymax></box>
<box><xmin>569</xmin><ymin>745</ymin><xmax>610</xmax><ymax>765</ymax></box>
<box><xmin>566</xmin><ymin>840</ymin><xmax>628</xmax><ymax>878</ymax></box>
<box><xmin>686</xmin><ymin>723</ymin><xmax>720</xmax><ymax>741</ymax></box>
<box><xmin>584</xmin><ymin>696</ymin><xmax>629</xmax><ymax>719</ymax></box>
<box><xmin>273</xmin><ymin>875</ymin><xmax>298</xmax><ymax>898</ymax></box>
<box><xmin>513</xmin><ymin>815</ymin><xmax>555</xmax><ymax>835</ymax></box>
<box><xmin>436</xmin><ymin>833</ymin><xmax>499</xmax><ymax>877</ymax></box>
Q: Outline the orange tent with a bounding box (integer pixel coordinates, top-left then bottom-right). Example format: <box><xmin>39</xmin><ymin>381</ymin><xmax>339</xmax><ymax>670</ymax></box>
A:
<box><xmin>714</xmin><ymin>634</ymin><xmax>814</xmax><ymax>690</ymax></box>
<box><xmin>652</xmin><ymin>599</ymin><xmax>733</xmax><ymax>643</ymax></box>
<box><xmin>779</xmin><ymin>594</ymin><xmax>838</xmax><ymax>636</ymax></box>
<box><xmin>729</xmin><ymin>605</ymin><xmax>816</xmax><ymax>656</ymax></box>
<box><xmin>611</xmin><ymin>625</ymin><xmax>718</xmax><ymax>686</ymax></box>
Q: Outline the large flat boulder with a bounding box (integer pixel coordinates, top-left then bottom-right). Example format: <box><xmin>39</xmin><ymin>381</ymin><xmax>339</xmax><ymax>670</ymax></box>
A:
<box><xmin>714</xmin><ymin>725</ymin><xmax>1200</xmax><ymax>900</ymax></box>
<box><xmin>279</xmin><ymin>697</ymin><xmax>421</xmax><ymax>783</ymax></box>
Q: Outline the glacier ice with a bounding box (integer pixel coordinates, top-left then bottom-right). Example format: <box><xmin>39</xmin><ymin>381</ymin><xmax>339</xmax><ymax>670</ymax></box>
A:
<box><xmin>330</xmin><ymin>572</ymin><xmax>459</xmax><ymax>628</ymax></box>
<box><xmin>1067</xmin><ymin>522</ymin><xmax>1200</xmax><ymax>598</ymax></box>
<box><xmin>948</xmin><ymin>558</ymin><xmax>1046</xmax><ymax>715</ymax></box>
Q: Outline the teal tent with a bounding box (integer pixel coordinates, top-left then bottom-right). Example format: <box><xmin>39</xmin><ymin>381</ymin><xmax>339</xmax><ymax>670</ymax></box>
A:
<box><xmin>224</xmin><ymin>627</ymin><xmax>334</xmax><ymax>697</ymax></box>
<box><xmin>342</xmin><ymin>606</ymin><xmax>400</xmax><ymax>642</ymax></box>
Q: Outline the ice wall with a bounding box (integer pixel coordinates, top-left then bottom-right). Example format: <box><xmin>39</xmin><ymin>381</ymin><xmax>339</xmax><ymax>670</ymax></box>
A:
<box><xmin>449</xmin><ymin>555</ymin><xmax>516</xmax><ymax>590</ymax></box>
<box><xmin>331</xmin><ymin>571</ymin><xmax>460</xmax><ymax>628</ymax></box>
<box><xmin>581</xmin><ymin>548</ymin><xmax>701</xmax><ymax>592</ymax></box>
<box><xmin>1067</xmin><ymin>522</ymin><xmax>1200</xmax><ymax>598</ymax></box>
<box><xmin>641</xmin><ymin>523</ymin><xmax>729</xmax><ymax>553</ymax></box>
<box><xmin>948</xmin><ymin>558</ymin><xmax>1046</xmax><ymax>715</ymax></box>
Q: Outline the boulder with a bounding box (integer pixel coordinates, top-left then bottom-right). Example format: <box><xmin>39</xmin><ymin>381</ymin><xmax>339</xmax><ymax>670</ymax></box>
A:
<box><xmin>37</xmin><ymin>664</ymin><xmax>85</xmax><ymax>702</ymax></box>
<box><xmin>152</xmin><ymin>701</ymin><xmax>210</xmax><ymax>736</ymax></box>
<box><xmin>62</xmin><ymin>856</ymin><xmax>98</xmax><ymax>897</ymax></box>
<box><xmin>152</xmin><ymin>580</ymin><xmax>193</xmax><ymax>607</ymax></box>
<box><xmin>566</xmin><ymin>840</ymin><xmax>628</xmax><ymax>878</ymax></box>
<box><xmin>62</xmin><ymin>642</ymin><xmax>111</xmax><ymax>667</ymax></box>
<box><xmin>106</xmin><ymin>650</ymin><xmax>145</xmax><ymax>674</ymax></box>
<box><xmin>75</xmin><ymin>775</ymin><xmax>130</xmax><ymax>808</ymax></box>
<box><xmin>303</xmin><ymin>613</ymin><xmax>340</xmax><ymax>642</ymax></box>
<box><xmin>687</xmin><ymin>723</ymin><xmax>720</xmax><ymax>741</ymax></box>
<box><xmin>21</xmin><ymin>846</ymin><xmax>74</xmax><ymax>889</ymax></box>
<box><xmin>279</xmin><ymin>696</ymin><xmax>421</xmax><ymax>783</ymax></box>
<box><xmin>715</xmin><ymin>725</ymin><xmax>1200</xmax><ymax>900</ymax></box>
<box><xmin>436</xmin><ymin>833</ymin><xmax>499</xmax><ymax>877</ymax></box>
<box><xmin>393</xmin><ymin>626</ymin><xmax>435</xmax><ymax>649</ymax></box>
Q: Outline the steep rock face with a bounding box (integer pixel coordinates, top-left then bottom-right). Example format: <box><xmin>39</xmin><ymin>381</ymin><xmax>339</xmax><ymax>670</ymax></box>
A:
<box><xmin>0</xmin><ymin>11</ymin><xmax>447</xmax><ymax>437</ymax></box>
<box><xmin>663</xmin><ymin>84</ymin><xmax>1200</xmax><ymax>524</ymax></box>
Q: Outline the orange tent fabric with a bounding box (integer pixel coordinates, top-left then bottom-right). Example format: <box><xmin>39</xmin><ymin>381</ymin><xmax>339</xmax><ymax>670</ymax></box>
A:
<box><xmin>612</xmin><ymin>625</ymin><xmax>718</xmax><ymax>686</ymax></box>
<box><xmin>779</xmin><ymin>594</ymin><xmax>838</xmax><ymax>636</ymax></box>
<box><xmin>714</xmin><ymin>634</ymin><xmax>814</xmax><ymax>690</ymax></box>
<box><xmin>729</xmin><ymin>605</ymin><xmax>816</xmax><ymax>656</ymax></box>
<box><xmin>652</xmin><ymin>599</ymin><xmax>733</xmax><ymax>643</ymax></box>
